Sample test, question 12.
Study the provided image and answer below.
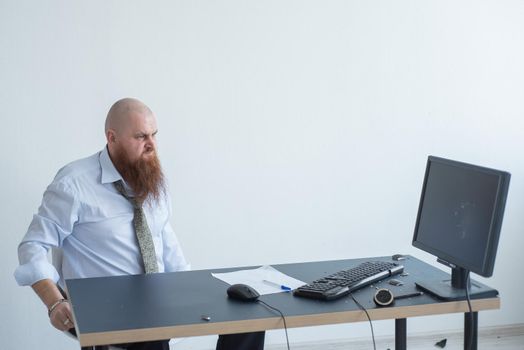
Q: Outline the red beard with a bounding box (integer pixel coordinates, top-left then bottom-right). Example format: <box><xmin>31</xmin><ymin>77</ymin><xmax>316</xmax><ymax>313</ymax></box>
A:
<box><xmin>112</xmin><ymin>147</ymin><xmax>165</xmax><ymax>205</ymax></box>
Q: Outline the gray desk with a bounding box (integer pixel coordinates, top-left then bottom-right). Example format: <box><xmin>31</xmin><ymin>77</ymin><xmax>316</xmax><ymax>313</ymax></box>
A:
<box><xmin>66</xmin><ymin>256</ymin><xmax>499</xmax><ymax>349</ymax></box>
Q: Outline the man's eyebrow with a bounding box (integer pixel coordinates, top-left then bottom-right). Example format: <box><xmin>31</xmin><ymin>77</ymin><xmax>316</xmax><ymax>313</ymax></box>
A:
<box><xmin>134</xmin><ymin>130</ymin><xmax>158</xmax><ymax>137</ymax></box>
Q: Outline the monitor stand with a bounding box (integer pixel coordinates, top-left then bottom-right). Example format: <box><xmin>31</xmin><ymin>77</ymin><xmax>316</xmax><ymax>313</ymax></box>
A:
<box><xmin>415</xmin><ymin>267</ymin><xmax>499</xmax><ymax>301</ymax></box>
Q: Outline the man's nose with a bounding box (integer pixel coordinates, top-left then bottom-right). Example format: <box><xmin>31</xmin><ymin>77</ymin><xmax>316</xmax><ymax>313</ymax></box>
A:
<box><xmin>144</xmin><ymin>138</ymin><xmax>155</xmax><ymax>151</ymax></box>
<box><xmin>145</xmin><ymin>135</ymin><xmax>155</xmax><ymax>145</ymax></box>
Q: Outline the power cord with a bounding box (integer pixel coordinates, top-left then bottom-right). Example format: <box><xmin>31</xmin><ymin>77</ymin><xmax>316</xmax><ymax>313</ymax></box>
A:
<box><xmin>350</xmin><ymin>293</ymin><xmax>377</xmax><ymax>350</ymax></box>
<box><xmin>257</xmin><ymin>299</ymin><xmax>291</xmax><ymax>350</ymax></box>
<box><xmin>464</xmin><ymin>272</ymin><xmax>474</xmax><ymax>350</ymax></box>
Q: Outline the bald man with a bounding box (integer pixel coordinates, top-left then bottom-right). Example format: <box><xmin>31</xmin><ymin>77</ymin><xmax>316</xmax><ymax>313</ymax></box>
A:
<box><xmin>15</xmin><ymin>98</ymin><xmax>265</xmax><ymax>350</ymax></box>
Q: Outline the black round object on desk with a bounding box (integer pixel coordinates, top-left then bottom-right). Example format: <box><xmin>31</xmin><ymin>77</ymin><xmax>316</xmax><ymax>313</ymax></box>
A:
<box><xmin>374</xmin><ymin>288</ymin><xmax>394</xmax><ymax>306</ymax></box>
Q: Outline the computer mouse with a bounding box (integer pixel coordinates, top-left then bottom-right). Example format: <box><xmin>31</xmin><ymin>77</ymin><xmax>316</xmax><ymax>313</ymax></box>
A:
<box><xmin>227</xmin><ymin>284</ymin><xmax>260</xmax><ymax>302</ymax></box>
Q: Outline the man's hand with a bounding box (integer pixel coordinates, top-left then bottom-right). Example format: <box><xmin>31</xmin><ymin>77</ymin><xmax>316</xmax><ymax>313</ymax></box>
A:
<box><xmin>31</xmin><ymin>279</ymin><xmax>75</xmax><ymax>331</ymax></box>
<box><xmin>49</xmin><ymin>300</ymin><xmax>75</xmax><ymax>331</ymax></box>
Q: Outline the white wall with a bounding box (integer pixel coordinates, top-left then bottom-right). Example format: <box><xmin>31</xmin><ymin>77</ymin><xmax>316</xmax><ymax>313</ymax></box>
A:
<box><xmin>2</xmin><ymin>0</ymin><xmax>524</xmax><ymax>349</ymax></box>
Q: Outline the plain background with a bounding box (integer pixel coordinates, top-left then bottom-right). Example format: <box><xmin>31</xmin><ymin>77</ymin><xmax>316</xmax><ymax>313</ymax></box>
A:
<box><xmin>2</xmin><ymin>1</ymin><xmax>524</xmax><ymax>349</ymax></box>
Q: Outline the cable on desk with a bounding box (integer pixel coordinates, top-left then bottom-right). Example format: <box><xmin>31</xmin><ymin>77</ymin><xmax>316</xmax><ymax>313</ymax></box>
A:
<box><xmin>257</xmin><ymin>299</ymin><xmax>290</xmax><ymax>350</ymax></box>
<box><xmin>350</xmin><ymin>293</ymin><xmax>377</xmax><ymax>350</ymax></box>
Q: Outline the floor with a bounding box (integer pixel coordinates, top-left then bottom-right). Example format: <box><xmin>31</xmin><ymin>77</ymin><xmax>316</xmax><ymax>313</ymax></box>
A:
<box><xmin>265</xmin><ymin>324</ymin><xmax>524</xmax><ymax>350</ymax></box>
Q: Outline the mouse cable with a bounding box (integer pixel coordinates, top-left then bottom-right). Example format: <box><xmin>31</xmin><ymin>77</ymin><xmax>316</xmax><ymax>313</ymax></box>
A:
<box><xmin>465</xmin><ymin>272</ymin><xmax>474</xmax><ymax>350</ymax></box>
<box><xmin>257</xmin><ymin>299</ymin><xmax>290</xmax><ymax>350</ymax></box>
<box><xmin>349</xmin><ymin>293</ymin><xmax>377</xmax><ymax>350</ymax></box>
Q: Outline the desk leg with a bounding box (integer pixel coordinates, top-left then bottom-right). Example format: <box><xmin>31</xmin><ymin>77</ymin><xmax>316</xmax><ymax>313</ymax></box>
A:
<box><xmin>395</xmin><ymin>318</ymin><xmax>407</xmax><ymax>350</ymax></box>
<box><xmin>464</xmin><ymin>311</ymin><xmax>478</xmax><ymax>350</ymax></box>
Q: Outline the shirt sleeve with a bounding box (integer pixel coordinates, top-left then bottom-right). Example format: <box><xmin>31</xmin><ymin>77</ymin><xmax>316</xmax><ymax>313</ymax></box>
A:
<box><xmin>161</xmin><ymin>193</ymin><xmax>191</xmax><ymax>272</ymax></box>
<box><xmin>162</xmin><ymin>222</ymin><xmax>191</xmax><ymax>272</ymax></box>
<box><xmin>14</xmin><ymin>180</ymin><xmax>79</xmax><ymax>286</ymax></box>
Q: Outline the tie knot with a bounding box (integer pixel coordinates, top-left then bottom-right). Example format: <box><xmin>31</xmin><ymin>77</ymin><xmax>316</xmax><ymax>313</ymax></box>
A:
<box><xmin>114</xmin><ymin>180</ymin><xmax>141</xmax><ymax>208</ymax></box>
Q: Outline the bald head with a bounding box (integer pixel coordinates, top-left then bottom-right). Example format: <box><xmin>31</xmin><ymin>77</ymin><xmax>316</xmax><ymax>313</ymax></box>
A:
<box><xmin>105</xmin><ymin>98</ymin><xmax>153</xmax><ymax>133</ymax></box>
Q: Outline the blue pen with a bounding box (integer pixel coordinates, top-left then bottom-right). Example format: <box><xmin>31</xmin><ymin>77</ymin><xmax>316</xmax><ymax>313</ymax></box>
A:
<box><xmin>263</xmin><ymin>279</ymin><xmax>292</xmax><ymax>291</ymax></box>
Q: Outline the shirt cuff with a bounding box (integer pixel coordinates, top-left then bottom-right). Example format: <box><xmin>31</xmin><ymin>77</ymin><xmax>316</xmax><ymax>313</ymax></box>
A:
<box><xmin>14</xmin><ymin>259</ymin><xmax>60</xmax><ymax>286</ymax></box>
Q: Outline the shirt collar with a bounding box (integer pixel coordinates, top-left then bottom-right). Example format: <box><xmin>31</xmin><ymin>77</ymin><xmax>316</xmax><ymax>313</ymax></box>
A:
<box><xmin>99</xmin><ymin>145</ymin><xmax>123</xmax><ymax>184</ymax></box>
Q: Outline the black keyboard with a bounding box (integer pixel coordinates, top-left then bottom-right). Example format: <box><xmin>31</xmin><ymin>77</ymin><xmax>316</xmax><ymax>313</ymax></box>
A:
<box><xmin>293</xmin><ymin>261</ymin><xmax>404</xmax><ymax>301</ymax></box>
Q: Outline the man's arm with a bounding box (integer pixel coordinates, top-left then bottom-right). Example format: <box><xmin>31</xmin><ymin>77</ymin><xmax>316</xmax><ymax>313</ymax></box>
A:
<box><xmin>161</xmin><ymin>192</ymin><xmax>190</xmax><ymax>272</ymax></box>
<box><xmin>162</xmin><ymin>221</ymin><xmax>190</xmax><ymax>272</ymax></box>
<box><xmin>15</xmin><ymin>180</ymin><xmax>78</xmax><ymax>330</ymax></box>
<box><xmin>32</xmin><ymin>279</ymin><xmax>75</xmax><ymax>331</ymax></box>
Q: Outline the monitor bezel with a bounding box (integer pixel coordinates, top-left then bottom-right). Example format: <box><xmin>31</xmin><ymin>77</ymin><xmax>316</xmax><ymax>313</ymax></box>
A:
<box><xmin>412</xmin><ymin>156</ymin><xmax>510</xmax><ymax>278</ymax></box>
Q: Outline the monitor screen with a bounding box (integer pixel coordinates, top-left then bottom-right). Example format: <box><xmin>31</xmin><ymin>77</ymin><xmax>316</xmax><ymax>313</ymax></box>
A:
<box><xmin>412</xmin><ymin>156</ymin><xmax>510</xmax><ymax>278</ymax></box>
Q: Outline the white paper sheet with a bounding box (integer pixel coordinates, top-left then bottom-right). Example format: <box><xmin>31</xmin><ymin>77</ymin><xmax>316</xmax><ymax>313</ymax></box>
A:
<box><xmin>211</xmin><ymin>265</ymin><xmax>306</xmax><ymax>295</ymax></box>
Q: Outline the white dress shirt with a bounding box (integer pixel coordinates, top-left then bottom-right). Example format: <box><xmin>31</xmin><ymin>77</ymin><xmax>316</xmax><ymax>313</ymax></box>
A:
<box><xmin>14</xmin><ymin>147</ymin><xmax>190</xmax><ymax>288</ymax></box>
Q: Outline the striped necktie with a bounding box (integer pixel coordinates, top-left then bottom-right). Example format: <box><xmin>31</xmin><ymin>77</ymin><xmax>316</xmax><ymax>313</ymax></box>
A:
<box><xmin>114</xmin><ymin>180</ymin><xmax>159</xmax><ymax>274</ymax></box>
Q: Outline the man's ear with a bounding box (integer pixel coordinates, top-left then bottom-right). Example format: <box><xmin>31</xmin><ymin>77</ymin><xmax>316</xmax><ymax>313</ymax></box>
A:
<box><xmin>106</xmin><ymin>129</ymin><xmax>117</xmax><ymax>144</ymax></box>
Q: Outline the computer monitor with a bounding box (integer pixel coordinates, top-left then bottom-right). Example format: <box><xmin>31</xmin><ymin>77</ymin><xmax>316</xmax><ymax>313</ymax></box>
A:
<box><xmin>412</xmin><ymin>156</ymin><xmax>510</xmax><ymax>300</ymax></box>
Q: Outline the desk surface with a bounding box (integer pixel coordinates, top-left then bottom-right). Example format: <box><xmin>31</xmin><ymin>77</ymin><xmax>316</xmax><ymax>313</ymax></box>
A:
<box><xmin>66</xmin><ymin>256</ymin><xmax>500</xmax><ymax>346</ymax></box>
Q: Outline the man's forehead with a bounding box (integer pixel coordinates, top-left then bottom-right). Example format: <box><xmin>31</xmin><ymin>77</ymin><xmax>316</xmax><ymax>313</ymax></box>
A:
<box><xmin>125</xmin><ymin>111</ymin><xmax>157</xmax><ymax>130</ymax></box>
